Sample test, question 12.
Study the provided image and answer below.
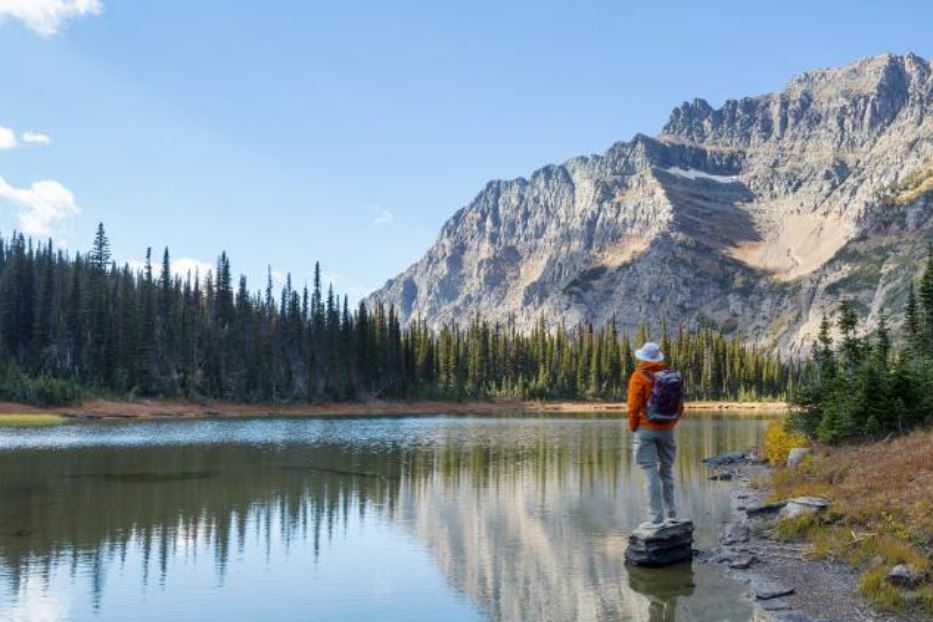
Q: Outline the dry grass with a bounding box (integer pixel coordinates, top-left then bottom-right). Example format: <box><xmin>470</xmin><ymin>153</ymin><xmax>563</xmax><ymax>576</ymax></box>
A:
<box><xmin>894</xmin><ymin>167</ymin><xmax>933</xmax><ymax>205</ymax></box>
<box><xmin>770</xmin><ymin>429</ymin><xmax>933</xmax><ymax>612</ymax></box>
<box><xmin>0</xmin><ymin>413</ymin><xmax>68</xmax><ymax>427</ymax></box>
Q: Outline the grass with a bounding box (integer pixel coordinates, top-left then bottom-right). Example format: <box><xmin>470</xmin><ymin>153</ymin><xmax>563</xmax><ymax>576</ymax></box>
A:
<box><xmin>0</xmin><ymin>413</ymin><xmax>68</xmax><ymax>427</ymax></box>
<box><xmin>769</xmin><ymin>429</ymin><xmax>933</xmax><ymax>613</ymax></box>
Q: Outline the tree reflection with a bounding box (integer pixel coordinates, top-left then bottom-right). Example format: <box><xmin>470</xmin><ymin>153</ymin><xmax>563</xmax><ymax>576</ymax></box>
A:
<box><xmin>0</xmin><ymin>414</ymin><xmax>767</xmax><ymax>620</ymax></box>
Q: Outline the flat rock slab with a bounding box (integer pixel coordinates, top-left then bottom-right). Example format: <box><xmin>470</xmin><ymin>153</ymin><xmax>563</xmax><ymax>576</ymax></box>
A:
<box><xmin>630</xmin><ymin>519</ymin><xmax>693</xmax><ymax>541</ymax></box>
<box><xmin>746</xmin><ymin>501</ymin><xmax>786</xmax><ymax>517</ymax></box>
<box><xmin>779</xmin><ymin>497</ymin><xmax>830</xmax><ymax>520</ymax></box>
<box><xmin>755</xmin><ymin>585</ymin><xmax>796</xmax><ymax>600</ymax></box>
<box><xmin>626</xmin><ymin>519</ymin><xmax>694</xmax><ymax>567</ymax></box>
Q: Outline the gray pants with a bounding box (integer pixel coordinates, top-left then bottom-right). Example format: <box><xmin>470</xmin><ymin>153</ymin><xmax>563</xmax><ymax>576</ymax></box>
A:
<box><xmin>633</xmin><ymin>428</ymin><xmax>677</xmax><ymax>524</ymax></box>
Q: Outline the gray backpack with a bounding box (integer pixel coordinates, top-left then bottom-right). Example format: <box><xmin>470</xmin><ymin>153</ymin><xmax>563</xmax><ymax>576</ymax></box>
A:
<box><xmin>642</xmin><ymin>369</ymin><xmax>684</xmax><ymax>423</ymax></box>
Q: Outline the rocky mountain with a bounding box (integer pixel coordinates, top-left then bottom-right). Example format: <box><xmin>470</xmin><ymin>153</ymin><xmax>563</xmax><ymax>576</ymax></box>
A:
<box><xmin>369</xmin><ymin>53</ymin><xmax>933</xmax><ymax>356</ymax></box>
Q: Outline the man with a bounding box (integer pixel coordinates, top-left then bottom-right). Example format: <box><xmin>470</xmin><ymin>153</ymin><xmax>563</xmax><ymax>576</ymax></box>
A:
<box><xmin>627</xmin><ymin>341</ymin><xmax>684</xmax><ymax>526</ymax></box>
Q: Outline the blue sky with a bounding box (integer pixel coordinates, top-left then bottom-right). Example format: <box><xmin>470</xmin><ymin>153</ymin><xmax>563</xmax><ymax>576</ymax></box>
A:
<box><xmin>0</xmin><ymin>1</ymin><xmax>930</xmax><ymax>301</ymax></box>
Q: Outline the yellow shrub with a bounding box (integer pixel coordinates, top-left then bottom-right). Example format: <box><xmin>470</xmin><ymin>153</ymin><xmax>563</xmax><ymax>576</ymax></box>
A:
<box><xmin>764</xmin><ymin>419</ymin><xmax>808</xmax><ymax>467</ymax></box>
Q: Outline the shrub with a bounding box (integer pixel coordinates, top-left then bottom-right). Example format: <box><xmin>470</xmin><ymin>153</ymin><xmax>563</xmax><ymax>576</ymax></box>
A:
<box><xmin>763</xmin><ymin>419</ymin><xmax>808</xmax><ymax>466</ymax></box>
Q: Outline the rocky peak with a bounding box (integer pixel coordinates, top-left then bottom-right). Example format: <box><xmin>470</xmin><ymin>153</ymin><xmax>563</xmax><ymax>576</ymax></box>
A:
<box><xmin>660</xmin><ymin>53</ymin><xmax>931</xmax><ymax>151</ymax></box>
<box><xmin>369</xmin><ymin>53</ymin><xmax>933</xmax><ymax>357</ymax></box>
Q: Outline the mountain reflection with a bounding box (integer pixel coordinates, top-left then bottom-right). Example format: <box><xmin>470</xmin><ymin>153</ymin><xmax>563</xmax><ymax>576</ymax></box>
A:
<box><xmin>0</xmin><ymin>414</ymin><xmax>768</xmax><ymax>621</ymax></box>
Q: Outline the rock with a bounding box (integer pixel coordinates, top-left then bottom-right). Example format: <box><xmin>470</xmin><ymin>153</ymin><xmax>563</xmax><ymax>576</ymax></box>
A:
<box><xmin>888</xmin><ymin>563</ymin><xmax>922</xmax><ymax>588</ymax></box>
<box><xmin>702</xmin><ymin>451</ymin><xmax>747</xmax><ymax>467</ymax></box>
<box><xmin>728</xmin><ymin>555</ymin><xmax>756</xmax><ymax>569</ymax></box>
<box><xmin>746</xmin><ymin>501</ymin><xmax>786</xmax><ymax>517</ymax></box>
<box><xmin>709</xmin><ymin>471</ymin><xmax>734</xmax><ymax>481</ymax></box>
<box><xmin>755</xmin><ymin>584</ymin><xmax>795</xmax><ymax>600</ymax></box>
<box><xmin>721</xmin><ymin>520</ymin><xmax>750</xmax><ymax>545</ymax></box>
<box><xmin>757</xmin><ymin>599</ymin><xmax>791</xmax><ymax>611</ymax></box>
<box><xmin>786</xmin><ymin>448</ymin><xmax>811</xmax><ymax>467</ymax></box>
<box><xmin>779</xmin><ymin>497</ymin><xmax>829</xmax><ymax>520</ymax></box>
<box><xmin>625</xmin><ymin>519</ymin><xmax>694</xmax><ymax>567</ymax></box>
<box><xmin>714</xmin><ymin>552</ymin><xmax>757</xmax><ymax>569</ymax></box>
<box><xmin>369</xmin><ymin>54</ymin><xmax>933</xmax><ymax>360</ymax></box>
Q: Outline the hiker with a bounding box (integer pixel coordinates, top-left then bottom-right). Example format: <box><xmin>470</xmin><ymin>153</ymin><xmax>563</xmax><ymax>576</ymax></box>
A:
<box><xmin>627</xmin><ymin>342</ymin><xmax>684</xmax><ymax>526</ymax></box>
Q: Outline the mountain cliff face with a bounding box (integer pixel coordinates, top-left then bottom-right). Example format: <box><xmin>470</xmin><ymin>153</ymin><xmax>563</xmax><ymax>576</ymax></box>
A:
<box><xmin>369</xmin><ymin>54</ymin><xmax>933</xmax><ymax>355</ymax></box>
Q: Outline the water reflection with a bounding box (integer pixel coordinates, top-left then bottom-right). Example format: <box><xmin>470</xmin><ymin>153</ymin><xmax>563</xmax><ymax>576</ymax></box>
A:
<box><xmin>0</xmin><ymin>414</ymin><xmax>770</xmax><ymax>621</ymax></box>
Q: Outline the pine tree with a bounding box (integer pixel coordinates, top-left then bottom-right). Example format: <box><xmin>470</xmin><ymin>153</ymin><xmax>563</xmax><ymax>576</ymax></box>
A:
<box><xmin>90</xmin><ymin>223</ymin><xmax>111</xmax><ymax>273</ymax></box>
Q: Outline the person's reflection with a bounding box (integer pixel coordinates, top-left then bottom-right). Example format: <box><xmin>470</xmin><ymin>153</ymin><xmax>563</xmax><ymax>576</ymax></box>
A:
<box><xmin>626</xmin><ymin>562</ymin><xmax>695</xmax><ymax>622</ymax></box>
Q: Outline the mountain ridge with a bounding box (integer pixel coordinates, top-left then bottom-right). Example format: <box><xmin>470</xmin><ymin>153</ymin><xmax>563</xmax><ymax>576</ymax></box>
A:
<box><xmin>369</xmin><ymin>53</ymin><xmax>933</xmax><ymax>356</ymax></box>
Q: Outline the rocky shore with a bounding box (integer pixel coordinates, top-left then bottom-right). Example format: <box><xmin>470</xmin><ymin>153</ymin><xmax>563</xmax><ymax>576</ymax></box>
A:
<box><xmin>701</xmin><ymin>451</ymin><xmax>924</xmax><ymax>622</ymax></box>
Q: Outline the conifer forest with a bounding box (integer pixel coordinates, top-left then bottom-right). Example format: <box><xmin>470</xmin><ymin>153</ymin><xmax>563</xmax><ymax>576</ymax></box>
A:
<box><xmin>0</xmin><ymin>225</ymin><xmax>798</xmax><ymax>406</ymax></box>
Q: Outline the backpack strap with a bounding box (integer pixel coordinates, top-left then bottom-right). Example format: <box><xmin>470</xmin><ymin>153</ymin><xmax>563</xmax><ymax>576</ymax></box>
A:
<box><xmin>640</xmin><ymin>369</ymin><xmax>656</xmax><ymax>383</ymax></box>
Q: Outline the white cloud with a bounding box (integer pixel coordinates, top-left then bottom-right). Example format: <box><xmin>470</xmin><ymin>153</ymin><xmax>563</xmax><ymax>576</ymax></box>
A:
<box><xmin>174</xmin><ymin>257</ymin><xmax>214</xmax><ymax>280</ymax></box>
<box><xmin>321</xmin><ymin>270</ymin><xmax>375</xmax><ymax>305</ymax></box>
<box><xmin>0</xmin><ymin>123</ymin><xmax>16</xmax><ymax>149</ymax></box>
<box><xmin>369</xmin><ymin>203</ymin><xmax>394</xmax><ymax>227</ymax></box>
<box><xmin>0</xmin><ymin>0</ymin><xmax>103</xmax><ymax>37</ymax></box>
<box><xmin>127</xmin><ymin>256</ymin><xmax>214</xmax><ymax>281</ymax></box>
<box><xmin>22</xmin><ymin>131</ymin><xmax>52</xmax><ymax>146</ymax></box>
<box><xmin>0</xmin><ymin>176</ymin><xmax>80</xmax><ymax>238</ymax></box>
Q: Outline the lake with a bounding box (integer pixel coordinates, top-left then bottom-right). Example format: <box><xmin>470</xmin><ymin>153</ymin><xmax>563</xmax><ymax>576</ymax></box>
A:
<box><xmin>0</xmin><ymin>413</ymin><xmax>773</xmax><ymax>622</ymax></box>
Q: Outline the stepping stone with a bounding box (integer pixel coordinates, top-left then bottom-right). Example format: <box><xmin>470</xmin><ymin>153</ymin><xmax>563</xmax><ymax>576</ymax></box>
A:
<box><xmin>625</xmin><ymin>519</ymin><xmax>694</xmax><ymax>567</ymax></box>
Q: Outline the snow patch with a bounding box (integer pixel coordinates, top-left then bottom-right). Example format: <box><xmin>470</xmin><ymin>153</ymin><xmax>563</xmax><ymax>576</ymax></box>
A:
<box><xmin>660</xmin><ymin>166</ymin><xmax>739</xmax><ymax>184</ymax></box>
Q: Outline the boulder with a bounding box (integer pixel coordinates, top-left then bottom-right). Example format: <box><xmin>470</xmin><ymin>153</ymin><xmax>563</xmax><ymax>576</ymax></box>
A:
<box><xmin>779</xmin><ymin>497</ymin><xmax>829</xmax><ymax>520</ymax></box>
<box><xmin>888</xmin><ymin>564</ymin><xmax>922</xmax><ymax>588</ymax></box>
<box><xmin>625</xmin><ymin>519</ymin><xmax>694</xmax><ymax>567</ymax></box>
<box><xmin>786</xmin><ymin>448</ymin><xmax>811</xmax><ymax>467</ymax></box>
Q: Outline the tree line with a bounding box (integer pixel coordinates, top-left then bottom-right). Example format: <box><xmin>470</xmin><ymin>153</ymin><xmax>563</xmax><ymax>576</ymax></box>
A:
<box><xmin>792</xmin><ymin>247</ymin><xmax>933</xmax><ymax>443</ymax></box>
<box><xmin>0</xmin><ymin>225</ymin><xmax>797</xmax><ymax>406</ymax></box>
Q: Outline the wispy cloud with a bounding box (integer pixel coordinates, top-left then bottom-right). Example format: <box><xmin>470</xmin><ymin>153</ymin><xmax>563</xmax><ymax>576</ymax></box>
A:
<box><xmin>22</xmin><ymin>131</ymin><xmax>51</xmax><ymax>146</ymax></box>
<box><xmin>0</xmin><ymin>123</ymin><xmax>16</xmax><ymax>150</ymax></box>
<box><xmin>0</xmin><ymin>123</ymin><xmax>53</xmax><ymax>149</ymax></box>
<box><xmin>0</xmin><ymin>0</ymin><xmax>103</xmax><ymax>37</ymax></box>
<box><xmin>369</xmin><ymin>203</ymin><xmax>394</xmax><ymax>227</ymax></box>
<box><xmin>0</xmin><ymin>176</ymin><xmax>80</xmax><ymax>238</ymax></box>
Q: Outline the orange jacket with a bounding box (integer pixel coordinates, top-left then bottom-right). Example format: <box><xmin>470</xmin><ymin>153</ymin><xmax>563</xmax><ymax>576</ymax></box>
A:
<box><xmin>627</xmin><ymin>360</ymin><xmax>685</xmax><ymax>432</ymax></box>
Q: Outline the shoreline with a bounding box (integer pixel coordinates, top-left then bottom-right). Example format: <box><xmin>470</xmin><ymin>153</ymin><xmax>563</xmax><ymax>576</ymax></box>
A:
<box><xmin>0</xmin><ymin>398</ymin><xmax>788</xmax><ymax>421</ymax></box>
<box><xmin>707</xmin><ymin>458</ymin><xmax>919</xmax><ymax>622</ymax></box>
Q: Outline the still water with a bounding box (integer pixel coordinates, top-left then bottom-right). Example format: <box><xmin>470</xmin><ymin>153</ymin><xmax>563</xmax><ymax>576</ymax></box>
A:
<box><xmin>0</xmin><ymin>413</ymin><xmax>772</xmax><ymax>622</ymax></box>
